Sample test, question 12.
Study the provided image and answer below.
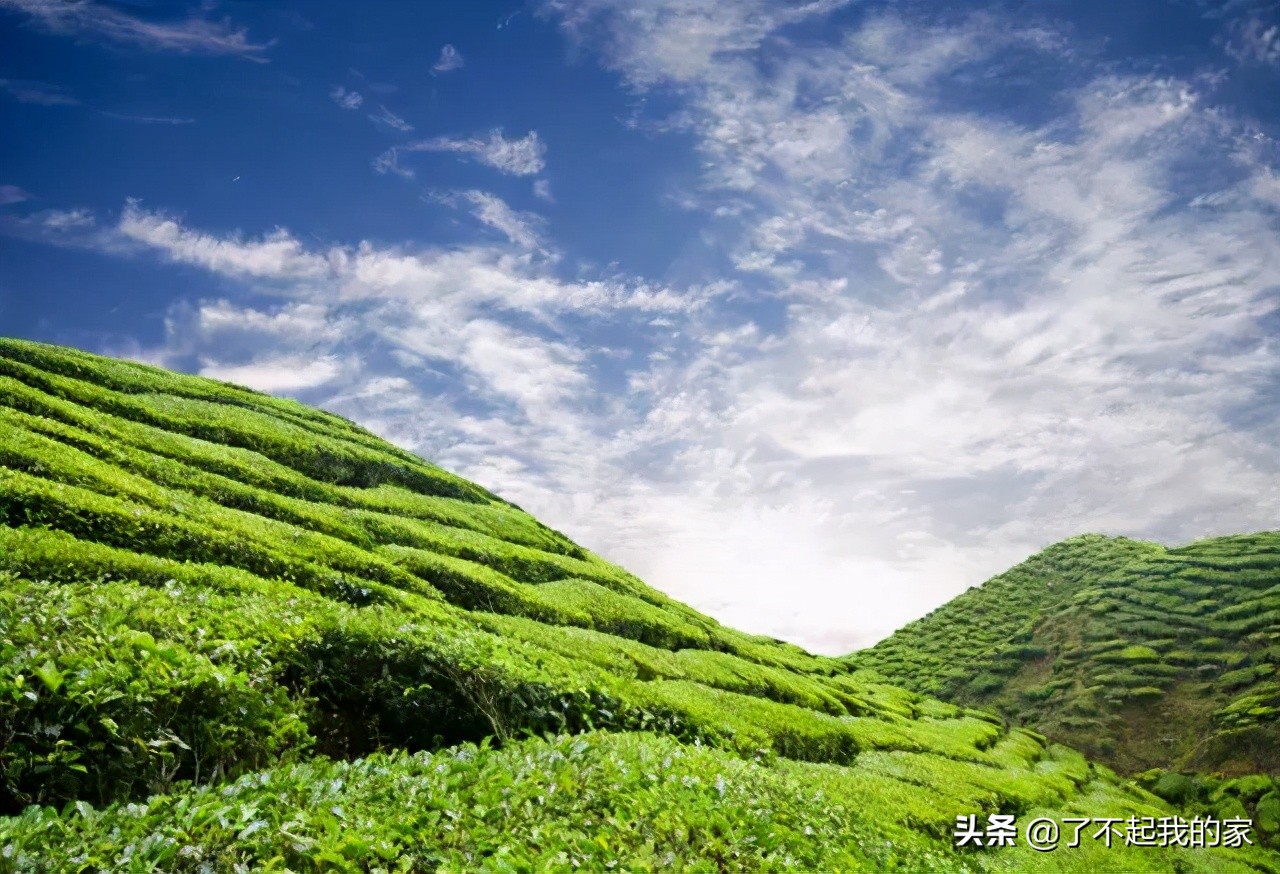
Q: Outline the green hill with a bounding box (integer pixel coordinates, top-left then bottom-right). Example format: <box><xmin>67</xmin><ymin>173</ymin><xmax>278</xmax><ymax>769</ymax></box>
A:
<box><xmin>1</xmin><ymin>338</ymin><xmax>1277</xmax><ymax>871</ymax></box>
<box><xmin>849</xmin><ymin>533</ymin><xmax>1280</xmax><ymax>820</ymax></box>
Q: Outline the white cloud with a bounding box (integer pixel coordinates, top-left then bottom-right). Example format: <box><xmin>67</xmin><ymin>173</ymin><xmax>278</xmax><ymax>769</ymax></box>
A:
<box><xmin>198</xmin><ymin>354</ymin><xmax>345</xmax><ymax>392</ymax></box>
<box><xmin>542</xmin><ymin>0</ymin><xmax>852</xmax><ymax>87</ymax></box>
<box><xmin>103</xmin><ymin>195</ymin><xmax>717</xmax><ymax>444</ymax></box>
<box><xmin>533</xmin><ymin>179</ymin><xmax>554</xmax><ymax>202</ymax></box>
<box><xmin>329</xmin><ymin>85</ymin><xmax>363</xmax><ymax>109</ymax></box>
<box><xmin>1228</xmin><ymin>14</ymin><xmax>1280</xmax><ymax>67</ymax></box>
<box><xmin>0</xmin><ymin>78</ymin><xmax>79</xmax><ymax>106</ymax></box>
<box><xmin>437</xmin><ymin>190</ymin><xmax>546</xmax><ymax>250</ymax></box>
<box><xmin>371</xmin><ymin>148</ymin><xmax>414</xmax><ymax>179</ymax></box>
<box><xmin>432</xmin><ymin>44</ymin><xmax>465</xmax><ymax>73</ymax></box>
<box><xmin>98</xmin><ymin>112</ymin><xmax>195</xmax><ymax>125</ymax></box>
<box><xmin>457</xmin><ymin>319</ymin><xmax>587</xmax><ymax>412</ymax></box>
<box><xmin>369</xmin><ymin>105</ymin><xmax>413</xmax><ymax>132</ymax></box>
<box><xmin>42</xmin><ymin>208</ymin><xmax>95</xmax><ymax>230</ymax></box>
<box><xmin>192</xmin><ymin>299</ymin><xmax>344</xmax><ymax>341</ymax></box>
<box><xmin>118</xmin><ymin>202</ymin><xmax>331</xmax><ymax>280</ymax></box>
<box><xmin>0</xmin><ymin>0</ymin><xmax>271</xmax><ymax>60</ymax></box>
<box><xmin>0</xmin><ymin>184</ymin><xmax>31</xmax><ymax>205</ymax></box>
<box><xmin>405</xmin><ymin>129</ymin><xmax>546</xmax><ymax>176</ymax></box>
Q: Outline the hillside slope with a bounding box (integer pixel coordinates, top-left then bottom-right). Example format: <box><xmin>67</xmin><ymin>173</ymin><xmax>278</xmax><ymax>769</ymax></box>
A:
<box><xmin>849</xmin><ymin>533</ymin><xmax>1280</xmax><ymax>776</ymax></box>
<box><xmin>1</xmin><ymin>338</ymin><xmax>1277</xmax><ymax>871</ymax></box>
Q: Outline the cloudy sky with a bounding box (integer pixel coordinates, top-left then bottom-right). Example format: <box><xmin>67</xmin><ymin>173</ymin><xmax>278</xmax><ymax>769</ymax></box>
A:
<box><xmin>2</xmin><ymin>0</ymin><xmax>1278</xmax><ymax>653</ymax></box>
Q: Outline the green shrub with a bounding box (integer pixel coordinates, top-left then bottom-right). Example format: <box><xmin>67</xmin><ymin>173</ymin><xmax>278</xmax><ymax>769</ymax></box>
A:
<box><xmin>0</xmin><ymin>580</ymin><xmax>311</xmax><ymax>812</ymax></box>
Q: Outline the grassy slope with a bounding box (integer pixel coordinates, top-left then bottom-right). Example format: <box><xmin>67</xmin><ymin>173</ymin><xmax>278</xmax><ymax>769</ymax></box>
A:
<box><xmin>849</xmin><ymin>531</ymin><xmax>1280</xmax><ymax>778</ymax></box>
<box><xmin>0</xmin><ymin>338</ymin><xmax>1276</xmax><ymax>872</ymax></box>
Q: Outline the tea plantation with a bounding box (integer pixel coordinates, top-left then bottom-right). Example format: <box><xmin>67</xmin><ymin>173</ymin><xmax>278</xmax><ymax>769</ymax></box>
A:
<box><xmin>850</xmin><ymin>531</ymin><xmax>1280</xmax><ymax>836</ymax></box>
<box><xmin>1</xmin><ymin>338</ymin><xmax>1277</xmax><ymax>871</ymax></box>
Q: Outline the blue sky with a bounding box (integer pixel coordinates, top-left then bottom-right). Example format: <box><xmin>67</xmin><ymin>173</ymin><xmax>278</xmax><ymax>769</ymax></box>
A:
<box><xmin>2</xmin><ymin>0</ymin><xmax>1279</xmax><ymax>653</ymax></box>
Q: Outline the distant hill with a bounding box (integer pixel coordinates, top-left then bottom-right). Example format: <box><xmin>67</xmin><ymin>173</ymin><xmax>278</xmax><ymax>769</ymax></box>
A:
<box><xmin>1</xmin><ymin>338</ymin><xmax>1277</xmax><ymax>869</ymax></box>
<box><xmin>848</xmin><ymin>533</ymin><xmax>1280</xmax><ymax>776</ymax></box>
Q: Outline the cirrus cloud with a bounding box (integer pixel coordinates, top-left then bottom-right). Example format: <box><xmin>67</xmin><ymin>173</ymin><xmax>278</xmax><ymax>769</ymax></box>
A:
<box><xmin>404</xmin><ymin>129</ymin><xmax>547</xmax><ymax>176</ymax></box>
<box><xmin>0</xmin><ymin>0</ymin><xmax>272</xmax><ymax>60</ymax></box>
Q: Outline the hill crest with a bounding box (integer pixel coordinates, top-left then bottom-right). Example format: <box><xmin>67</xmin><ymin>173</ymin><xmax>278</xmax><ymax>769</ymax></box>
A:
<box><xmin>849</xmin><ymin>531</ymin><xmax>1280</xmax><ymax>776</ymax></box>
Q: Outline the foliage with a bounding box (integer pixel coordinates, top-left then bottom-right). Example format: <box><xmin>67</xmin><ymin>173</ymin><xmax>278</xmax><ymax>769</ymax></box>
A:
<box><xmin>4</xmin><ymin>732</ymin><xmax>1275</xmax><ymax>873</ymax></box>
<box><xmin>1138</xmin><ymin>770</ymin><xmax>1280</xmax><ymax>849</ymax></box>
<box><xmin>850</xmin><ymin>530</ymin><xmax>1280</xmax><ymax>776</ymax></box>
